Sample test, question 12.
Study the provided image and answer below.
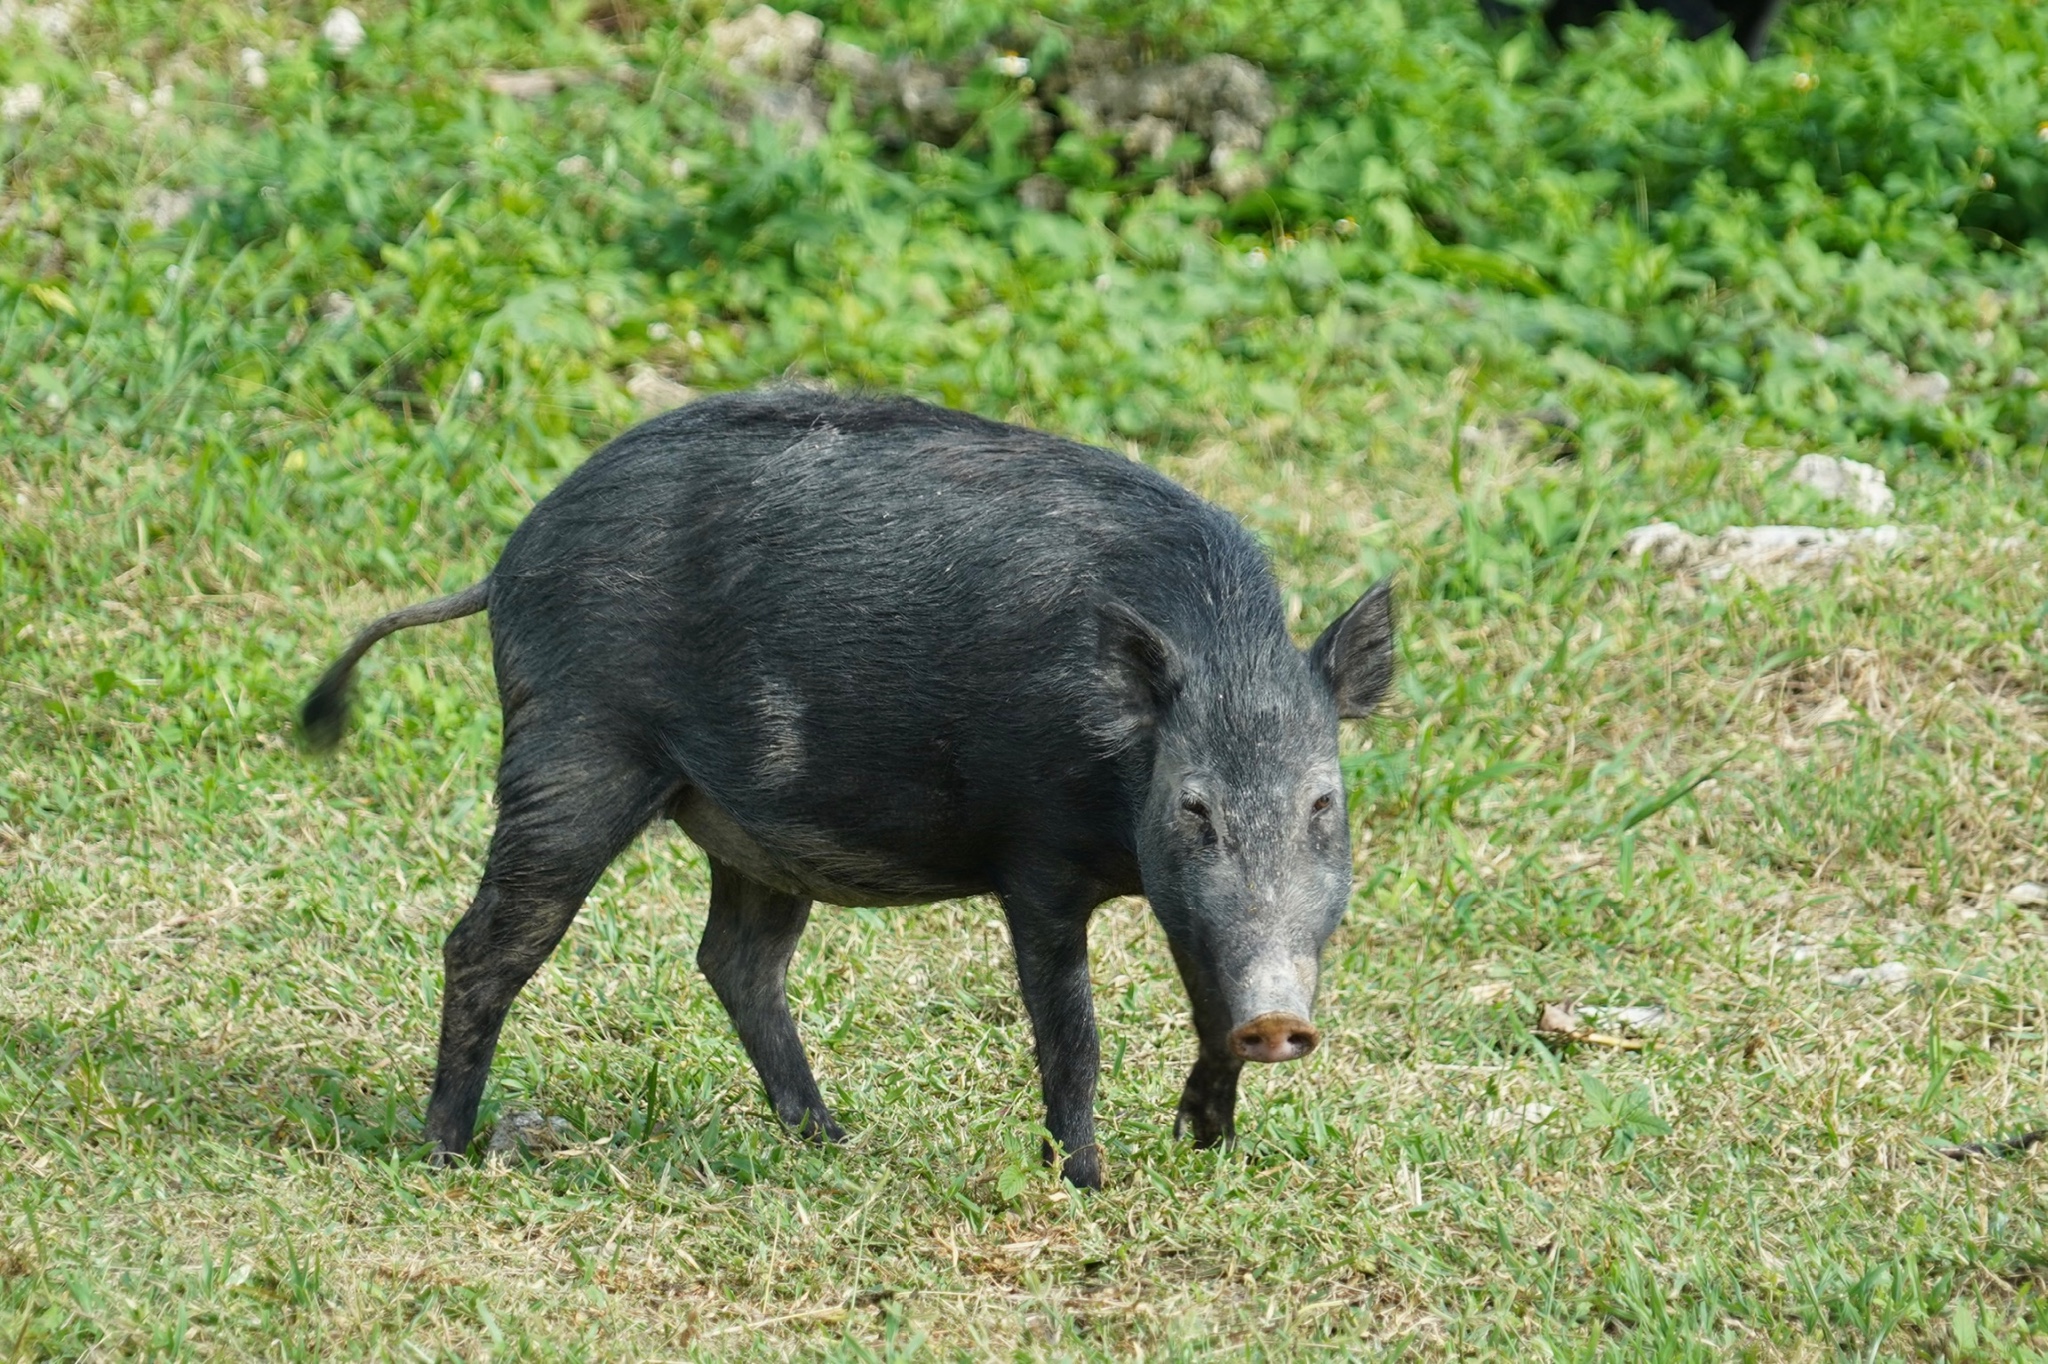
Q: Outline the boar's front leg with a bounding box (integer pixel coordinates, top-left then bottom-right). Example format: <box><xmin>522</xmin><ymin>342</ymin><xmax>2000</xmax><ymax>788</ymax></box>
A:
<box><xmin>1168</xmin><ymin>942</ymin><xmax>1242</xmax><ymax>1148</ymax></box>
<box><xmin>1001</xmin><ymin>879</ymin><xmax>1103</xmax><ymax>1189</ymax></box>
<box><xmin>698</xmin><ymin>857</ymin><xmax>843</xmax><ymax>1141</ymax></box>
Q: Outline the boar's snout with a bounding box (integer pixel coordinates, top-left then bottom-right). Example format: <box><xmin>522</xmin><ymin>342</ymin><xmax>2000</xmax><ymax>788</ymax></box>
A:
<box><xmin>1229</xmin><ymin>1013</ymin><xmax>1319</xmax><ymax>1063</ymax></box>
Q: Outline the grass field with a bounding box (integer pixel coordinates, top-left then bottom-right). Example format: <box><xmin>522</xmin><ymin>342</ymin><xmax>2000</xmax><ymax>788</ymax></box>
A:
<box><xmin>6</xmin><ymin>0</ymin><xmax>2048</xmax><ymax>1357</ymax></box>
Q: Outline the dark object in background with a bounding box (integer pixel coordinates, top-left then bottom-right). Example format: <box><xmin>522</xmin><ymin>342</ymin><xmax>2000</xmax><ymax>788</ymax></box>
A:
<box><xmin>1481</xmin><ymin>0</ymin><xmax>1788</xmax><ymax>60</ymax></box>
<box><xmin>300</xmin><ymin>388</ymin><xmax>1398</xmax><ymax>1188</ymax></box>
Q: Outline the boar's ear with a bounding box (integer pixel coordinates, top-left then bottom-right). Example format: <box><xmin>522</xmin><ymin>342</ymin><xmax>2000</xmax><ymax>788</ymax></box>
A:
<box><xmin>1309</xmin><ymin>577</ymin><xmax>1396</xmax><ymax>719</ymax></box>
<box><xmin>1098</xmin><ymin>599</ymin><xmax>1186</xmax><ymax>731</ymax></box>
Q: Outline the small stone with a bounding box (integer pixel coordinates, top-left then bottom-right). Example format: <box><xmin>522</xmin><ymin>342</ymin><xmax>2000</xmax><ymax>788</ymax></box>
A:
<box><xmin>481</xmin><ymin>70</ymin><xmax>562</xmax><ymax>99</ymax></box>
<box><xmin>1891</xmin><ymin>367</ymin><xmax>1951</xmax><ymax>406</ymax></box>
<box><xmin>555</xmin><ymin>154</ymin><xmax>593</xmax><ymax>176</ymax></box>
<box><xmin>1484</xmin><ymin>1102</ymin><xmax>1555</xmax><ymax>1129</ymax></box>
<box><xmin>139</xmin><ymin>188</ymin><xmax>194</xmax><ymax>230</ymax></box>
<box><xmin>1015</xmin><ymin>174</ymin><xmax>1067</xmax><ymax>213</ymax></box>
<box><xmin>322</xmin><ymin>7</ymin><xmax>365</xmax><ymax>57</ymax></box>
<box><xmin>318</xmin><ymin>291</ymin><xmax>356</xmax><ymax>323</ymax></box>
<box><xmin>486</xmin><ymin>1109</ymin><xmax>580</xmax><ymax>1164</ymax></box>
<box><xmin>1466</xmin><ymin>980</ymin><xmax>1514</xmax><ymax>1005</ymax></box>
<box><xmin>1788</xmin><ymin>453</ymin><xmax>1894</xmax><ymax>518</ymax></box>
<box><xmin>1827</xmin><ymin>961</ymin><xmax>1911</xmax><ymax>991</ymax></box>
<box><xmin>1621</xmin><ymin>521</ymin><xmax>1708</xmax><ymax>571</ymax></box>
<box><xmin>1123</xmin><ymin>114</ymin><xmax>1179</xmax><ymax>163</ymax></box>
<box><xmin>0</xmin><ymin>2</ymin><xmax>76</xmax><ymax>40</ymax></box>
<box><xmin>705</xmin><ymin>5</ymin><xmax>823</xmax><ymax>82</ymax></box>
<box><xmin>821</xmin><ymin>39</ymin><xmax>881</xmax><ymax>82</ymax></box>
<box><xmin>2010</xmin><ymin>367</ymin><xmax>2040</xmax><ymax>389</ymax></box>
<box><xmin>0</xmin><ymin>82</ymin><xmax>43</xmax><ymax>121</ymax></box>
<box><xmin>1210</xmin><ymin>146</ymin><xmax>1269</xmax><ymax>198</ymax></box>
<box><xmin>2006</xmin><ymin>882</ymin><xmax>2048</xmax><ymax>909</ymax></box>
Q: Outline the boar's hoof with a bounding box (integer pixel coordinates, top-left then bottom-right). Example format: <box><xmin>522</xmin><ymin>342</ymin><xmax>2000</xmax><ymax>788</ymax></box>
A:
<box><xmin>785</xmin><ymin>1110</ymin><xmax>847</xmax><ymax>1144</ymax></box>
<box><xmin>1228</xmin><ymin>1013</ymin><xmax>1319</xmax><ymax>1064</ymax></box>
<box><xmin>1043</xmin><ymin>1140</ymin><xmax>1102</xmax><ymax>1189</ymax></box>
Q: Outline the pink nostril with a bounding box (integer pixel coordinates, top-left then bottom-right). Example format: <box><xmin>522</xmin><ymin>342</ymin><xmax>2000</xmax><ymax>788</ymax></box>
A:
<box><xmin>1229</xmin><ymin>1013</ymin><xmax>1320</xmax><ymax>1063</ymax></box>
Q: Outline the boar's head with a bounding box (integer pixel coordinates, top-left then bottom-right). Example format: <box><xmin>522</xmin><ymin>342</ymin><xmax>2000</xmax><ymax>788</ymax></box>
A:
<box><xmin>1099</xmin><ymin>579</ymin><xmax>1395</xmax><ymax>1073</ymax></box>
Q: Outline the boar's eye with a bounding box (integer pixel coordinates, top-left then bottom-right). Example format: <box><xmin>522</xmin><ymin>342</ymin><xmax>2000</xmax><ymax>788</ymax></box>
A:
<box><xmin>1179</xmin><ymin>796</ymin><xmax>1217</xmax><ymax>846</ymax></box>
<box><xmin>1311</xmin><ymin>792</ymin><xmax>1336</xmax><ymax>816</ymax></box>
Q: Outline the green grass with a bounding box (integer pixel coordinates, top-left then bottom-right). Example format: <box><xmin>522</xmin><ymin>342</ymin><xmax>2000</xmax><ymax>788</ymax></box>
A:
<box><xmin>6</xmin><ymin>0</ymin><xmax>2048</xmax><ymax>1357</ymax></box>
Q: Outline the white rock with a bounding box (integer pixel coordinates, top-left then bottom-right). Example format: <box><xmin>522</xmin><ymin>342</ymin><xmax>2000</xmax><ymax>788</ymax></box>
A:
<box><xmin>1624</xmin><ymin>521</ymin><xmax>1912</xmax><ymax>583</ymax></box>
<box><xmin>481</xmin><ymin>70</ymin><xmax>561</xmax><ymax>99</ymax></box>
<box><xmin>1015</xmin><ymin>173</ymin><xmax>1067</xmax><ymax>213</ymax></box>
<box><xmin>239</xmin><ymin>47</ymin><xmax>269</xmax><ymax>89</ymax></box>
<box><xmin>0</xmin><ymin>82</ymin><xmax>43</xmax><ymax>121</ymax></box>
<box><xmin>0</xmin><ymin>2</ymin><xmax>76</xmax><ymax>40</ymax></box>
<box><xmin>1789</xmin><ymin>454</ymin><xmax>1894</xmax><ymax>518</ymax></box>
<box><xmin>139</xmin><ymin>188</ymin><xmax>195</xmax><ymax>229</ymax></box>
<box><xmin>1891</xmin><ymin>367</ymin><xmax>1951</xmax><ymax>405</ymax></box>
<box><xmin>1210</xmin><ymin>145</ymin><xmax>1270</xmax><ymax>198</ymax></box>
<box><xmin>2006</xmin><ymin>882</ymin><xmax>2048</xmax><ymax>909</ymax></box>
<box><xmin>1622</xmin><ymin>521</ymin><xmax>1707</xmax><ymax>571</ymax></box>
<box><xmin>705</xmin><ymin>5</ymin><xmax>824</xmax><ymax>82</ymax></box>
<box><xmin>822</xmin><ymin>39</ymin><xmax>881</xmax><ymax>82</ymax></box>
<box><xmin>1827</xmin><ymin>961</ymin><xmax>1911</xmax><ymax>991</ymax></box>
<box><xmin>1484</xmin><ymin>1102</ymin><xmax>1556</xmax><ymax>1130</ymax></box>
<box><xmin>318</xmin><ymin>290</ymin><xmax>356</xmax><ymax>322</ymax></box>
<box><xmin>322</xmin><ymin>7</ymin><xmax>365</xmax><ymax>57</ymax></box>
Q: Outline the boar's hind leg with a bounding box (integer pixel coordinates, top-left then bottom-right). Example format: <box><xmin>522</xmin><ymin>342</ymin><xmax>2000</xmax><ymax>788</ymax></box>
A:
<box><xmin>698</xmin><ymin>858</ymin><xmax>843</xmax><ymax>1142</ymax></box>
<box><xmin>423</xmin><ymin>740</ymin><xmax>678</xmax><ymax>1162</ymax></box>
<box><xmin>1001</xmin><ymin>883</ymin><xmax>1103</xmax><ymax>1189</ymax></box>
<box><xmin>1168</xmin><ymin>942</ymin><xmax>1243</xmax><ymax>1149</ymax></box>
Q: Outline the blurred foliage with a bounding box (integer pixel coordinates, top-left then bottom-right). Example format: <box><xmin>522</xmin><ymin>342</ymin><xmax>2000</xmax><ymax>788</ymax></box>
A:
<box><xmin>2</xmin><ymin>0</ymin><xmax>2046</xmax><ymax>588</ymax></box>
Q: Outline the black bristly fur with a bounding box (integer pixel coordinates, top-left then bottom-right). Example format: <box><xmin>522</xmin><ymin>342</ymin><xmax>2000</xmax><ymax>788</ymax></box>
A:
<box><xmin>300</xmin><ymin>388</ymin><xmax>1398</xmax><ymax>1187</ymax></box>
<box><xmin>1479</xmin><ymin>0</ymin><xmax>1787</xmax><ymax>59</ymax></box>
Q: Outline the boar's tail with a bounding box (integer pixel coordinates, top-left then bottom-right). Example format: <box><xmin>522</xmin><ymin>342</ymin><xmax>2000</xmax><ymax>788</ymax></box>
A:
<box><xmin>298</xmin><ymin>579</ymin><xmax>491</xmax><ymax>751</ymax></box>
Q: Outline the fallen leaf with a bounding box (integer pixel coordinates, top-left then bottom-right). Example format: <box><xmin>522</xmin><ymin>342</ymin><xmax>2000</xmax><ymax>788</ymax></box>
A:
<box><xmin>1536</xmin><ymin>1000</ymin><xmax>1647</xmax><ymax>1050</ymax></box>
<box><xmin>2006</xmin><ymin>882</ymin><xmax>2048</xmax><ymax>909</ymax></box>
<box><xmin>1466</xmin><ymin>980</ymin><xmax>1514</xmax><ymax>1005</ymax></box>
<box><xmin>626</xmin><ymin>365</ymin><xmax>695</xmax><ymax>413</ymax></box>
<box><xmin>1577</xmin><ymin>1004</ymin><xmax>1671</xmax><ymax>1033</ymax></box>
